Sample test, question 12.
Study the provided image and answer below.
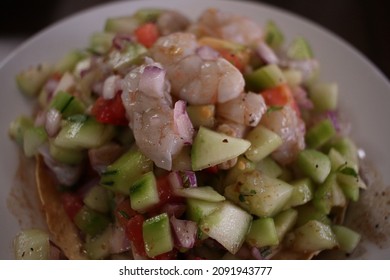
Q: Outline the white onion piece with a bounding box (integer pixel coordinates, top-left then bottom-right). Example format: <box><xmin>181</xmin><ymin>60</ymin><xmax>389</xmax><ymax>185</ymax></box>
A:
<box><xmin>45</xmin><ymin>108</ymin><xmax>61</xmax><ymax>137</ymax></box>
<box><xmin>103</xmin><ymin>75</ymin><xmax>121</xmax><ymax>100</ymax></box>
<box><xmin>170</xmin><ymin>216</ymin><xmax>197</xmax><ymax>249</ymax></box>
<box><xmin>138</xmin><ymin>65</ymin><xmax>166</xmax><ymax>98</ymax></box>
<box><xmin>173</xmin><ymin>100</ymin><xmax>194</xmax><ymax>145</ymax></box>
<box><xmin>109</xmin><ymin>225</ymin><xmax>131</xmax><ymax>255</ymax></box>
<box><xmin>256</xmin><ymin>42</ymin><xmax>279</xmax><ymax>64</ymax></box>
<box><xmin>196</xmin><ymin>46</ymin><xmax>220</xmax><ymax>60</ymax></box>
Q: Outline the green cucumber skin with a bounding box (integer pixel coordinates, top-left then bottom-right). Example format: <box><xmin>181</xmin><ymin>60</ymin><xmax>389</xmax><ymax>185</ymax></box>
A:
<box><xmin>297</xmin><ymin>149</ymin><xmax>331</xmax><ymax>184</ymax></box>
<box><xmin>245</xmin><ymin>64</ymin><xmax>286</xmax><ymax>92</ymax></box>
<box><xmin>305</xmin><ymin>119</ymin><xmax>336</xmax><ymax>149</ymax></box>
<box><xmin>74</xmin><ymin>206</ymin><xmax>110</xmax><ymax>237</ymax></box>
<box><xmin>16</xmin><ymin>63</ymin><xmax>53</xmax><ymax>97</ymax></box>
<box><xmin>143</xmin><ymin>213</ymin><xmax>174</xmax><ymax>258</ymax></box>
<box><xmin>130</xmin><ymin>171</ymin><xmax>160</xmax><ymax>213</ymax></box>
<box><xmin>246</xmin><ymin>217</ymin><xmax>279</xmax><ymax>247</ymax></box>
<box><xmin>176</xmin><ymin>186</ymin><xmax>225</xmax><ymax>202</ymax></box>
<box><xmin>273</xmin><ymin>208</ymin><xmax>298</xmax><ymax>241</ymax></box>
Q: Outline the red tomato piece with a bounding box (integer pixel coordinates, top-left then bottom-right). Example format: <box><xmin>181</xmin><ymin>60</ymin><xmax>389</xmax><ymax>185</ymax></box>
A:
<box><xmin>219</xmin><ymin>49</ymin><xmax>245</xmax><ymax>72</ymax></box>
<box><xmin>125</xmin><ymin>214</ymin><xmax>147</xmax><ymax>257</ymax></box>
<box><xmin>115</xmin><ymin>199</ymin><xmax>137</xmax><ymax>229</ymax></box>
<box><xmin>135</xmin><ymin>23</ymin><xmax>160</xmax><ymax>48</ymax></box>
<box><xmin>91</xmin><ymin>93</ymin><xmax>128</xmax><ymax>126</ymax></box>
<box><xmin>60</xmin><ymin>192</ymin><xmax>84</xmax><ymax>221</ymax></box>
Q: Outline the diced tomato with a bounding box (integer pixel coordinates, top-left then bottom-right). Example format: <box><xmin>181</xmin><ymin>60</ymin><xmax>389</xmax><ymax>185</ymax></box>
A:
<box><xmin>125</xmin><ymin>214</ymin><xmax>147</xmax><ymax>257</ymax></box>
<box><xmin>91</xmin><ymin>92</ymin><xmax>128</xmax><ymax>126</ymax></box>
<box><xmin>261</xmin><ymin>84</ymin><xmax>301</xmax><ymax>116</ymax></box>
<box><xmin>219</xmin><ymin>49</ymin><xmax>245</xmax><ymax>72</ymax></box>
<box><xmin>61</xmin><ymin>192</ymin><xmax>84</xmax><ymax>221</ymax></box>
<box><xmin>204</xmin><ymin>165</ymin><xmax>219</xmax><ymax>174</ymax></box>
<box><xmin>135</xmin><ymin>23</ymin><xmax>160</xmax><ymax>48</ymax></box>
<box><xmin>157</xmin><ymin>175</ymin><xmax>184</xmax><ymax>205</ymax></box>
<box><xmin>115</xmin><ymin>199</ymin><xmax>137</xmax><ymax>229</ymax></box>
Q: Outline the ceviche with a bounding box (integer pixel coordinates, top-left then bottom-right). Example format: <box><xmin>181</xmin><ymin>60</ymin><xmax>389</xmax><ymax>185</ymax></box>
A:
<box><xmin>9</xmin><ymin>8</ymin><xmax>366</xmax><ymax>260</ymax></box>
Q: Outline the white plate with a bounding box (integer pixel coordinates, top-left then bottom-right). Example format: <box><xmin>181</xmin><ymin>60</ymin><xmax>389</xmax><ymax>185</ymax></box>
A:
<box><xmin>1</xmin><ymin>0</ymin><xmax>389</xmax><ymax>259</ymax></box>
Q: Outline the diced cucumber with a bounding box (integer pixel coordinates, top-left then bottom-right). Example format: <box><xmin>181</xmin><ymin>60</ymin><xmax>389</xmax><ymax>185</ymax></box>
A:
<box><xmin>337</xmin><ymin>173</ymin><xmax>361</xmax><ymax>202</ymax></box>
<box><xmin>186</xmin><ymin>198</ymin><xmax>221</xmax><ymax>240</ymax></box>
<box><xmin>108</xmin><ymin>42</ymin><xmax>147</xmax><ymax>71</ymax></box>
<box><xmin>186</xmin><ymin>105</ymin><xmax>215</xmax><ymax>128</ymax></box>
<box><xmin>309</xmin><ymin>83</ymin><xmax>338</xmax><ymax>112</ymax></box>
<box><xmin>143</xmin><ymin>213</ymin><xmax>174</xmax><ymax>258</ymax></box>
<box><xmin>246</xmin><ymin>217</ymin><xmax>279</xmax><ymax>247</ymax></box>
<box><xmin>297</xmin><ymin>149</ymin><xmax>331</xmax><ymax>184</ymax></box>
<box><xmin>100</xmin><ymin>149</ymin><xmax>153</xmax><ymax>194</ymax></box>
<box><xmin>14</xmin><ymin>229</ymin><xmax>50</xmax><ymax>260</ymax></box>
<box><xmin>284</xmin><ymin>178</ymin><xmax>314</xmax><ymax>209</ymax></box>
<box><xmin>133</xmin><ymin>8</ymin><xmax>162</xmax><ymax>22</ymax></box>
<box><xmin>305</xmin><ymin>119</ymin><xmax>335</xmax><ymax>149</ymax></box>
<box><xmin>332</xmin><ymin>225</ymin><xmax>361</xmax><ymax>254</ymax></box>
<box><xmin>8</xmin><ymin>115</ymin><xmax>34</xmax><ymax>146</ymax></box>
<box><xmin>175</xmin><ymin>186</ymin><xmax>225</xmax><ymax>202</ymax></box>
<box><xmin>55</xmin><ymin>50</ymin><xmax>86</xmax><ymax>74</ymax></box>
<box><xmin>264</xmin><ymin>20</ymin><xmax>284</xmax><ymax>50</ymax></box>
<box><xmin>282</xmin><ymin>69</ymin><xmax>303</xmax><ymax>87</ymax></box>
<box><xmin>224</xmin><ymin>170</ymin><xmax>293</xmax><ymax>217</ymax></box>
<box><xmin>245</xmin><ymin>64</ymin><xmax>286</xmax><ymax>92</ymax></box>
<box><xmin>104</xmin><ymin>16</ymin><xmax>140</xmax><ymax>33</ymax></box>
<box><xmin>49</xmin><ymin>141</ymin><xmax>86</xmax><ymax>165</ymax></box>
<box><xmin>130</xmin><ymin>171</ymin><xmax>160</xmax><ymax>213</ymax></box>
<box><xmin>199</xmin><ymin>201</ymin><xmax>252</xmax><ymax>254</ymax></box>
<box><xmin>255</xmin><ymin>157</ymin><xmax>283</xmax><ymax>178</ymax></box>
<box><xmin>330</xmin><ymin>137</ymin><xmax>359</xmax><ymax>170</ymax></box>
<box><xmin>89</xmin><ymin>32</ymin><xmax>115</xmax><ymax>55</ymax></box>
<box><xmin>224</xmin><ymin>156</ymin><xmax>255</xmax><ymax>186</ymax></box>
<box><xmin>23</xmin><ymin>126</ymin><xmax>47</xmax><ymax>157</ymax></box>
<box><xmin>16</xmin><ymin>63</ymin><xmax>52</xmax><ymax>97</ymax></box>
<box><xmin>74</xmin><ymin>206</ymin><xmax>110</xmax><ymax>237</ymax></box>
<box><xmin>295</xmin><ymin>203</ymin><xmax>331</xmax><ymax>227</ymax></box>
<box><xmin>312</xmin><ymin>173</ymin><xmax>336</xmax><ymax>214</ymax></box>
<box><xmin>287</xmin><ymin>37</ymin><xmax>313</xmax><ymax>60</ymax></box>
<box><xmin>49</xmin><ymin>91</ymin><xmax>86</xmax><ymax>118</ymax></box>
<box><xmin>85</xmin><ymin>226</ymin><xmax>112</xmax><ymax>259</ymax></box>
<box><xmin>331</xmin><ymin>180</ymin><xmax>347</xmax><ymax>207</ymax></box>
<box><xmin>290</xmin><ymin>220</ymin><xmax>337</xmax><ymax>253</ymax></box>
<box><xmin>191</xmin><ymin>126</ymin><xmax>251</xmax><ymax>171</ymax></box>
<box><xmin>274</xmin><ymin>208</ymin><xmax>298</xmax><ymax>241</ymax></box>
<box><xmin>186</xmin><ymin>198</ymin><xmax>220</xmax><ymax>223</ymax></box>
<box><xmin>245</xmin><ymin>125</ymin><xmax>283</xmax><ymax>162</ymax></box>
<box><xmin>83</xmin><ymin>185</ymin><xmax>111</xmax><ymax>214</ymax></box>
<box><xmin>54</xmin><ymin>115</ymin><xmax>115</xmax><ymax>150</ymax></box>
<box><xmin>328</xmin><ymin>148</ymin><xmax>350</xmax><ymax>172</ymax></box>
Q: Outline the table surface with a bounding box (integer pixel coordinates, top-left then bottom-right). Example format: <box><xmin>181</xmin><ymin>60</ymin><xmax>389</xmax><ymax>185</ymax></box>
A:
<box><xmin>1</xmin><ymin>0</ymin><xmax>389</xmax><ymax>79</ymax></box>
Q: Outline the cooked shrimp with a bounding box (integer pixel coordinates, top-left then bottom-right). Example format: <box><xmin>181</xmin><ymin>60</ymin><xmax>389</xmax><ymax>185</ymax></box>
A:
<box><xmin>150</xmin><ymin>32</ymin><xmax>245</xmax><ymax>105</ymax></box>
<box><xmin>217</xmin><ymin>92</ymin><xmax>267</xmax><ymax>127</ymax></box>
<box><xmin>121</xmin><ymin>59</ymin><xmax>194</xmax><ymax>170</ymax></box>
<box><xmin>260</xmin><ymin>105</ymin><xmax>305</xmax><ymax>165</ymax></box>
<box><xmin>191</xmin><ymin>8</ymin><xmax>263</xmax><ymax>45</ymax></box>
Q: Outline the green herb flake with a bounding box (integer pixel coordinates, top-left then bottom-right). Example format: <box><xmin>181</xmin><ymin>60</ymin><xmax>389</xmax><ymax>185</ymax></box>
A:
<box><xmin>118</xmin><ymin>210</ymin><xmax>130</xmax><ymax>220</ymax></box>
<box><xmin>239</xmin><ymin>194</ymin><xmax>246</xmax><ymax>203</ymax></box>
<box><xmin>266</xmin><ymin>106</ymin><xmax>284</xmax><ymax>113</ymax></box>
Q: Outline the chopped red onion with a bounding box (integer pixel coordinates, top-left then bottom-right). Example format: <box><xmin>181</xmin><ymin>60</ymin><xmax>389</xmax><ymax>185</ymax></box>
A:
<box><xmin>34</xmin><ymin>111</ymin><xmax>46</xmax><ymax>127</ymax></box>
<box><xmin>88</xmin><ymin>143</ymin><xmax>125</xmax><ymax>174</ymax></box>
<box><xmin>282</xmin><ymin>59</ymin><xmax>319</xmax><ymax>80</ymax></box>
<box><xmin>161</xmin><ymin>203</ymin><xmax>186</xmax><ymax>218</ymax></box>
<box><xmin>109</xmin><ymin>225</ymin><xmax>131</xmax><ymax>254</ymax></box>
<box><xmin>173</xmin><ymin>100</ymin><xmax>194</xmax><ymax>145</ymax></box>
<box><xmin>196</xmin><ymin>46</ymin><xmax>220</xmax><ymax>60</ymax></box>
<box><xmin>45</xmin><ymin>108</ymin><xmax>61</xmax><ymax>137</ymax></box>
<box><xmin>138</xmin><ymin>65</ymin><xmax>166</xmax><ymax>98</ymax></box>
<box><xmin>103</xmin><ymin>75</ymin><xmax>122</xmax><ymax>100</ymax></box>
<box><xmin>251</xmin><ymin>247</ymin><xmax>263</xmax><ymax>260</ymax></box>
<box><xmin>170</xmin><ymin>216</ymin><xmax>197</xmax><ymax>249</ymax></box>
<box><xmin>44</xmin><ymin>78</ymin><xmax>59</xmax><ymax>96</ymax></box>
<box><xmin>168</xmin><ymin>171</ymin><xmax>197</xmax><ymax>191</ymax></box>
<box><xmin>292</xmin><ymin>86</ymin><xmax>313</xmax><ymax>110</ymax></box>
<box><xmin>256</xmin><ymin>42</ymin><xmax>279</xmax><ymax>64</ymax></box>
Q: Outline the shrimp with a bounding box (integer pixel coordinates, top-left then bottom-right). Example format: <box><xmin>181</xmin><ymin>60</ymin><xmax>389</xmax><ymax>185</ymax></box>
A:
<box><xmin>217</xmin><ymin>92</ymin><xmax>267</xmax><ymax>127</ymax></box>
<box><xmin>121</xmin><ymin>58</ymin><xmax>194</xmax><ymax>170</ymax></box>
<box><xmin>190</xmin><ymin>8</ymin><xmax>263</xmax><ymax>45</ymax></box>
<box><xmin>156</xmin><ymin>10</ymin><xmax>191</xmax><ymax>35</ymax></box>
<box><xmin>260</xmin><ymin>105</ymin><xmax>305</xmax><ymax>165</ymax></box>
<box><xmin>150</xmin><ymin>32</ymin><xmax>245</xmax><ymax>105</ymax></box>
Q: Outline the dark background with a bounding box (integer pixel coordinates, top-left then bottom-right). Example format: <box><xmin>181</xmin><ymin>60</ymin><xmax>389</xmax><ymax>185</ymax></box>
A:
<box><xmin>0</xmin><ymin>0</ymin><xmax>388</xmax><ymax>79</ymax></box>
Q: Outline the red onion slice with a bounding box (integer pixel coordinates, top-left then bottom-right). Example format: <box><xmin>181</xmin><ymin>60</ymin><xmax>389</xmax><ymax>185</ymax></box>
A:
<box><xmin>256</xmin><ymin>42</ymin><xmax>279</xmax><ymax>64</ymax></box>
<box><xmin>173</xmin><ymin>100</ymin><xmax>194</xmax><ymax>145</ymax></box>
<box><xmin>170</xmin><ymin>216</ymin><xmax>197</xmax><ymax>249</ymax></box>
<box><xmin>45</xmin><ymin>108</ymin><xmax>61</xmax><ymax>137</ymax></box>
<box><xmin>139</xmin><ymin>65</ymin><xmax>166</xmax><ymax>98</ymax></box>
<box><xmin>103</xmin><ymin>75</ymin><xmax>122</xmax><ymax>100</ymax></box>
<box><xmin>112</xmin><ymin>34</ymin><xmax>133</xmax><ymax>50</ymax></box>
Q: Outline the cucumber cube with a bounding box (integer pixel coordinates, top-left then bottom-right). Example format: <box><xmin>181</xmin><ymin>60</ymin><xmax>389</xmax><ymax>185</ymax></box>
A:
<box><xmin>305</xmin><ymin>119</ymin><xmax>335</xmax><ymax>149</ymax></box>
<box><xmin>245</xmin><ymin>64</ymin><xmax>286</xmax><ymax>92</ymax></box>
<box><xmin>175</xmin><ymin>186</ymin><xmax>225</xmax><ymax>202</ymax></box>
<box><xmin>274</xmin><ymin>208</ymin><xmax>298</xmax><ymax>241</ymax></box>
<box><xmin>290</xmin><ymin>220</ymin><xmax>337</xmax><ymax>253</ymax></box>
<box><xmin>312</xmin><ymin>173</ymin><xmax>336</xmax><ymax>214</ymax></box>
<box><xmin>14</xmin><ymin>229</ymin><xmax>50</xmax><ymax>260</ymax></box>
<box><xmin>143</xmin><ymin>213</ymin><xmax>174</xmax><ymax>258</ymax></box>
<box><xmin>74</xmin><ymin>206</ymin><xmax>110</xmax><ymax>237</ymax></box>
<box><xmin>191</xmin><ymin>126</ymin><xmax>251</xmax><ymax>171</ymax></box>
<box><xmin>16</xmin><ymin>63</ymin><xmax>52</xmax><ymax>97</ymax></box>
<box><xmin>297</xmin><ymin>149</ymin><xmax>331</xmax><ymax>184</ymax></box>
<box><xmin>245</xmin><ymin>125</ymin><xmax>283</xmax><ymax>162</ymax></box>
<box><xmin>246</xmin><ymin>217</ymin><xmax>279</xmax><ymax>247</ymax></box>
<box><xmin>199</xmin><ymin>201</ymin><xmax>252</xmax><ymax>254</ymax></box>
<box><xmin>83</xmin><ymin>185</ymin><xmax>111</xmax><ymax>214</ymax></box>
<box><xmin>130</xmin><ymin>172</ymin><xmax>160</xmax><ymax>213</ymax></box>
<box><xmin>332</xmin><ymin>225</ymin><xmax>361</xmax><ymax>254</ymax></box>
<box><xmin>224</xmin><ymin>170</ymin><xmax>293</xmax><ymax>217</ymax></box>
<box><xmin>255</xmin><ymin>157</ymin><xmax>283</xmax><ymax>178</ymax></box>
<box><xmin>295</xmin><ymin>203</ymin><xmax>331</xmax><ymax>227</ymax></box>
<box><xmin>100</xmin><ymin>149</ymin><xmax>153</xmax><ymax>194</ymax></box>
<box><xmin>49</xmin><ymin>141</ymin><xmax>85</xmax><ymax>165</ymax></box>
<box><xmin>8</xmin><ymin>115</ymin><xmax>34</xmax><ymax>146</ymax></box>
<box><xmin>186</xmin><ymin>198</ymin><xmax>220</xmax><ymax>223</ymax></box>
<box><xmin>265</xmin><ymin>21</ymin><xmax>285</xmax><ymax>49</ymax></box>
<box><xmin>104</xmin><ymin>16</ymin><xmax>139</xmax><ymax>33</ymax></box>
<box><xmin>284</xmin><ymin>178</ymin><xmax>314</xmax><ymax>209</ymax></box>
<box><xmin>287</xmin><ymin>37</ymin><xmax>313</xmax><ymax>60</ymax></box>
<box><xmin>23</xmin><ymin>126</ymin><xmax>47</xmax><ymax>157</ymax></box>
<box><xmin>85</xmin><ymin>227</ymin><xmax>112</xmax><ymax>259</ymax></box>
<box><xmin>309</xmin><ymin>83</ymin><xmax>338</xmax><ymax>112</ymax></box>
